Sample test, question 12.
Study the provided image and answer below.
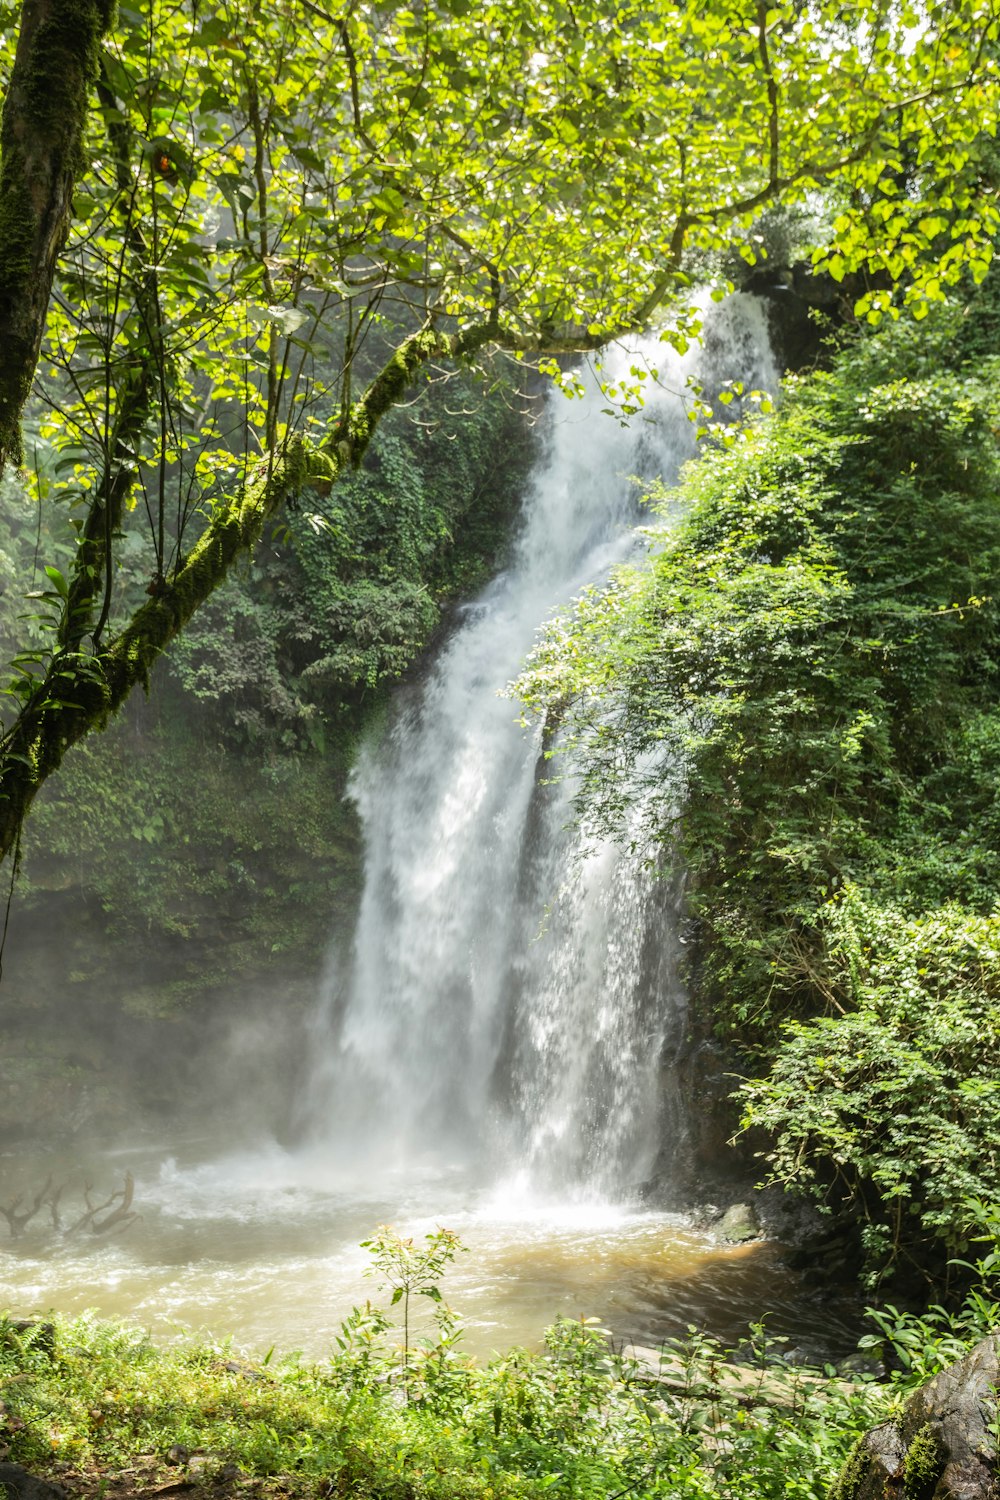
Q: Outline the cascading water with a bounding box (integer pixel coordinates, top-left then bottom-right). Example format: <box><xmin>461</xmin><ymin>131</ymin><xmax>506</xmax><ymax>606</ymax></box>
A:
<box><xmin>1</xmin><ymin>297</ymin><xmax>865</xmax><ymax>1360</ymax></box>
<box><xmin>301</xmin><ymin>295</ymin><xmax>779</xmax><ymax>1203</ymax></box>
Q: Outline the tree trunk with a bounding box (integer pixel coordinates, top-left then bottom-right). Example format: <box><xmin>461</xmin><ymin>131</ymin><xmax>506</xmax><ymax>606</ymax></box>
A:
<box><xmin>0</xmin><ymin>0</ymin><xmax>115</xmax><ymax>471</ymax></box>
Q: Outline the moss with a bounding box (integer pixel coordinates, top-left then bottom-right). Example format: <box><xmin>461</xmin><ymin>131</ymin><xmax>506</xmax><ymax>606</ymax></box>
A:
<box><xmin>902</xmin><ymin>1424</ymin><xmax>945</xmax><ymax>1500</ymax></box>
<box><xmin>828</xmin><ymin>1436</ymin><xmax>885</xmax><ymax>1500</ymax></box>
<box><xmin>19</xmin><ymin>706</ymin><xmax>363</xmax><ymax>993</ymax></box>
<box><xmin>348</xmin><ymin>328</ymin><xmax>448</xmax><ymax>466</ymax></box>
<box><xmin>23</xmin><ymin>8</ymin><xmax>97</xmax><ymax>132</ymax></box>
<box><xmin>0</xmin><ymin>188</ymin><xmax>34</xmax><ymax>462</ymax></box>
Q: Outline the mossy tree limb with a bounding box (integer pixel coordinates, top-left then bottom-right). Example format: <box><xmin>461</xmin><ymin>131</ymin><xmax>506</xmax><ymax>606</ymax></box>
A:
<box><xmin>0</xmin><ymin>449</ymin><xmax>299</xmax><ymax>861</ymax></box>
<box><xmin>0</xmin><ymin>320</ymin><xmax>498</xmax><ymax>861</ymax></box>
<box><xmin>58</xmin><ymin>58</ymin><xmax>167</xmax><ymax>654</ymax></box>
<box><xmin>0</xmin><ymin>0</ymin><xmax>116</xmax><ymax>472</ymax></box>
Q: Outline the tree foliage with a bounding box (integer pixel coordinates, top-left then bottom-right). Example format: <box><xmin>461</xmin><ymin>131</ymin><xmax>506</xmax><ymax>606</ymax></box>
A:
<box><xmin>516</xmin><ymin>295</ymin><xmax>1000</xmax><ymax>1279</ymax></box>
<box><xmin>0</xmin><ymin>0</ymin><xmax>998</xmax><ymax>858</ymax></box>
<box><xmin>739</xmin><ymin>889</ymin><xmax>1000</xmax><ymax>1283</ymax></box>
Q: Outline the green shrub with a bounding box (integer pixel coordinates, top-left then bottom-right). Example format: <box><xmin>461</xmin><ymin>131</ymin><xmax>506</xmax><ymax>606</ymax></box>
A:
<box><xmin>10</xmin><ymin>1223</ymin><xmax>1000</xmax><ymax>1498</ymax></box>
<box><xmin>738</xmin><ymin>889</ymin><xmax>1000</xmax><ymax>1280</ymax></box>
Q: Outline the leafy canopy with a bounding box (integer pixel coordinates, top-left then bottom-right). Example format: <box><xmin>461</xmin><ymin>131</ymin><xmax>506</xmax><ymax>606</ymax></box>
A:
<box><xmin>0</xmin><ymin>0</ymin><xmax>998</xmax><ymax>859</ymax></box>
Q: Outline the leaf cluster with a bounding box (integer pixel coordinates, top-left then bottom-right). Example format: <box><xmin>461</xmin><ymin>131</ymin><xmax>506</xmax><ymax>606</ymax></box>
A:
<box><xmin>738</xmin><ymin>889</ymin><xmax>1000</xmax><ymax>1281</ymax></box>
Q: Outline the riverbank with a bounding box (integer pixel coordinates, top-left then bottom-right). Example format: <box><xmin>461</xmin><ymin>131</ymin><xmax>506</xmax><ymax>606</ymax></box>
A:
<box><xmin>0</xmin><ymin>1305</ymin><xmax>889</xmax><ymax>1500</ymax></box>
<box><xmin>6</xmin><ymin>1208</ymin><xmax>1000</xmax><ymax>1500</ymax></box>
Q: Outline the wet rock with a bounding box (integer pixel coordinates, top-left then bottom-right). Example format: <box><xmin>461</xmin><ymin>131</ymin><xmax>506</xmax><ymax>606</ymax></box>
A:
<box><xmin>687</xmin><ymin>1202</ymin><xmax>722</xmax><ymax>1231</ymax></box>
<box><xmin>717</xmin><ymin>1203</ymin><xmax>760</xmax><ymax>1244</ymax></box>
<box><xmin>838</xmin><ymin>1351</ymin><xmax>885</xmax><ymax>1380</ymax></box>
<box><xmin>831</xmin><ymin>1333</ymin><xmax>1000</xmax><ymax>1499</ymax></box>
<box><xmin>0</xmin><ymin>1464</ymin><xmax>66</xmax><ymax>1500</ymax></box>
<box><xmin>219</xmin><ymin>1359</ymin><xmax>267</xmax><ymax>1383</ymax></box>
<box><xmin>741</xmin><ymin>262</ymin><xmax>883</xmax><ymax>373</ymax></box>
<box><xmin>671</xmin><ymin>1037</ymin><xmax>749</xmax><ymax>1192</ymax></box>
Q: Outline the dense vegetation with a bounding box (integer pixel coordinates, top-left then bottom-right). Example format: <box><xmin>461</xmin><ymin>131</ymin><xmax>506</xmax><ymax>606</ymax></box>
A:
<box><xmin>5</xmin><ymin>1224</ymin><xmax>1000</xmax><ymax>1500</ymax></box>
<box><xmin>518</xmin><ymin>282</ymin><xmax>1000</xmax><ymax>1286</ymax></box>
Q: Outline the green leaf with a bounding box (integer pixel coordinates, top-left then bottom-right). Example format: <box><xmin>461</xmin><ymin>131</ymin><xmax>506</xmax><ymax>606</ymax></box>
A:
<box><xmin>43</xmin><ymin>566</ymin><xmax>69</xmax><ymax>599</ymax></box>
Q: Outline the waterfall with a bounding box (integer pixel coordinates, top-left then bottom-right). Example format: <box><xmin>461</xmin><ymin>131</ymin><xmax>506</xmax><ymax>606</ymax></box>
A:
<box><xmin>302</xmin><ymin>295</ymin><xmax>777</xmax><ymax>1203</ymax></box>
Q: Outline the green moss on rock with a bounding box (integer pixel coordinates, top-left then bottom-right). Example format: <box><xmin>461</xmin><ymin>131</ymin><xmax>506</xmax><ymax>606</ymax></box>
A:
<box><xmin>902</xmin><ymin>1424</ymin><xmax>945</xmax><ymax>1500</ymax></box>
<box><xmin>828</xmin><ymin>1436</ymin><xmax>884</xmax><ymax>1500</ymax></box>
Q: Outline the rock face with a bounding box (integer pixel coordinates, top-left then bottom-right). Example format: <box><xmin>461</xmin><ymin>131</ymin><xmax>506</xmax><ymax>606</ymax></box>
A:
<box><xmin>742</xmin><ymin>262</ymin><xmax>874</xmax><ymax>373</ymax></box>
<box><xmin>831</xmin><ymin>1335</ymin><xmax>1000</xmax><ymax>1500</ymax></box>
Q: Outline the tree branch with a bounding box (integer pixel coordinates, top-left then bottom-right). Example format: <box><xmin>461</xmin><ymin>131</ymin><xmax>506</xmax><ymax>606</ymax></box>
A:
<box><xmin>756</xmin><ymin>0</ymin><xmax>780</xmax><ymax>189</ymax></box>
<box><xmin>0</xmin><ymin>321</ymin><xmax>500</xmax><ymax>859</ymax></box>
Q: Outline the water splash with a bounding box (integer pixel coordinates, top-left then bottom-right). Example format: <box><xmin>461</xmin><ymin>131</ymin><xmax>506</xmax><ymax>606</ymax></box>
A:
<box><xmin>302</xmin><ymin>296</ymin><xmax>777</xmax><ymax>1202</ymax></box>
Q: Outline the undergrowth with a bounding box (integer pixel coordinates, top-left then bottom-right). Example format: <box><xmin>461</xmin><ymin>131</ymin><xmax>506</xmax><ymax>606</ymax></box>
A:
<box><xmin>7</xmin><ymin>1223</ymin><xmax>1000</xmax><ymax>1500</ymax></box>
<box><xmin>514</xmin><ymin>297</ymin><xmax>1000</xmax><ymax>1286</ymax></box>
<box><xmin>0</xmin><ymin>1310</ymin><xmax>886</xmax><ymax>1500</ymax></box>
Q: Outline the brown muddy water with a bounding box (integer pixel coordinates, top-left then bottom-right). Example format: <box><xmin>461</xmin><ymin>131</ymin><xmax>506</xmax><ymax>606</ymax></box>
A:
<box><xmin>0</xmin><ymin>1138</ymin><xmax>862</xmax><ymax>1363</ymax></box>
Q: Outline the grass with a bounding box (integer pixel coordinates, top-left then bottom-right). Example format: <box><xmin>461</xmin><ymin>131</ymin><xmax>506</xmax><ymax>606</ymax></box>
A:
<box><xmin>0</xmin><ymin>1297</ymin><xmax>893</xmax><ymax>1500</ymax></box>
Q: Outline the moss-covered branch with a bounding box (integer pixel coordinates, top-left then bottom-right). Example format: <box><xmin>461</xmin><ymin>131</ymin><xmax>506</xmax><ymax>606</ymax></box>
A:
<box><xmin>0</xmin><ymin>0</ymin><xmax>116</xmax><ymax>472</ymax></box>
<box><xmin>59</xmin><ymin>61</ymin><xmax>162</xmax><ymax>652</ymax></box>
<box><xmin>0</xmin><ymin>320</ymin><xmax>502</xmax><ymax>861</ymax></box>
<box><xmin>0</xmin><ymin>447</ymin><xmax>298</xmax><ymax>860</ymax></box>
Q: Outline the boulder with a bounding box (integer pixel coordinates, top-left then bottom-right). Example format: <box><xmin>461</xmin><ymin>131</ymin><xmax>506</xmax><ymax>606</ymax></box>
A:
<box><xmin>831</xmin><ymin>1334</ymin><xmax>1000</xmax><ymax>1499</ymax></box>
<box><xmin>0</xmin><ymin>1464</ymin><xmax>65</xmax><ymax>1500</ymax></box>
<box><xmin>717</xmin><ymin>1202</ymin><xmax>760</xmax><ymax>1244</ymax></box>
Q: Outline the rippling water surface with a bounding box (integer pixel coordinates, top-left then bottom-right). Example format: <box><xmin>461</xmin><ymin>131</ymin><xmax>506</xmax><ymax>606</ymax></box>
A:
<box><xmin>0</xmin><ymin>1139</ymin><xmax>861</xmax><ymax>1363</ymax></box>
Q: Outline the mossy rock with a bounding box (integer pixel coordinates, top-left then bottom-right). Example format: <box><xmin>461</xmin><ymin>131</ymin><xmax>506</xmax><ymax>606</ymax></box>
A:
<box><xmin>829</xmin><ymin>1335</ymin><xmax>1000</xmax><ymax>1500</ymax></box>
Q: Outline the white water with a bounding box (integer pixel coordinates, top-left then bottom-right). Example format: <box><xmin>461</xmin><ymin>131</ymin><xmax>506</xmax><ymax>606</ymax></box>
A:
<box><xmin>2</xmin><ymin>1132</ymin><xmax>865</xmax><ymax>1361</ymax></box>
<box><xmin>299</xmin><ymin>295</ymin><xmax>779</xmax><ymax>1204</ymax></box>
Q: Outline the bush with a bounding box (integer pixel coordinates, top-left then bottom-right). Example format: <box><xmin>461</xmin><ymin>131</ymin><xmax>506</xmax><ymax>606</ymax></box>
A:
<box><xmin>168</xmin><ymin>373</ymin><xmax>534</xmax><ymax>751</ymax></box>
<box><xmin>738</xmin><ymin>889</ymin><xmax>1000</xmax><ymax>1282</ymax></box>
